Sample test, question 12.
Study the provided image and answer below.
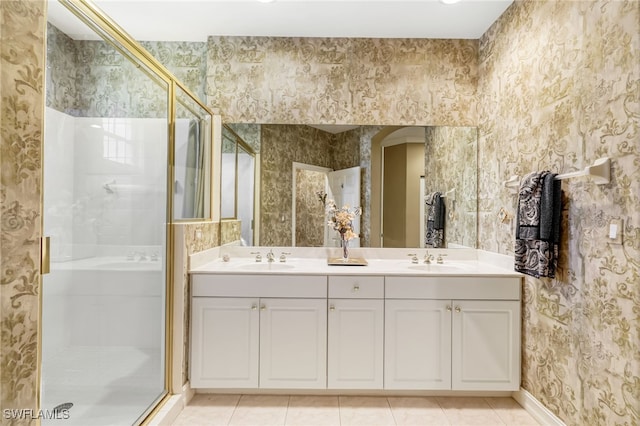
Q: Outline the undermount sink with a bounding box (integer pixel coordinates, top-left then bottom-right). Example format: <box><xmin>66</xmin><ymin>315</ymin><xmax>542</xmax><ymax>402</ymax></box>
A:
<box><xmin>235</xmin><ymin>262</ymin><xmax>295</xmax><ymax>271</ymax></box>
<box><xmin>407</xmin><ymin>263</ymin><xmax>468</xmax><ymax>272</ymax></box>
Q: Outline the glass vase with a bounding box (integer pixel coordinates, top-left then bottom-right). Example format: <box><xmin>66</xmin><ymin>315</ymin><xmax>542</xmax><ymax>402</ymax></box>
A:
<box><xmin>341</xmin><ymin>234</ymin><xmax>349</xmax><ymax>262</ymax></box>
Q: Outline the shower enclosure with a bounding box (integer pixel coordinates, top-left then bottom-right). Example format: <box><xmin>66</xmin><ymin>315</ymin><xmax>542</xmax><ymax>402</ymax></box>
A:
<box><xmin>41</xmin><ymin>1</ymin><xmax>212</xmax><ymax>424</ymax></box>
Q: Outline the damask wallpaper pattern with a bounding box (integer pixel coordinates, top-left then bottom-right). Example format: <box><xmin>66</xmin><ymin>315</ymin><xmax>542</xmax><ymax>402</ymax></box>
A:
<box><xmin>294</xmin><ymin>169</ymin><xmax>326</xmax><ymax>247</ymax></box>
<box><xmin>46</xmin><ymin>23</ymin><xmax>206</xmax><ymax>117</ymax></box>
<box><xmin>1</xmin><ymin>0</ymin><xmax>45</xmax><ymax>419</ymax></box>
<box><xmin>3</xmin><ymin>2</ymin><xmax>639</xmax><ymax>425</ymax></box>
<box><xmin>206</xmin><ymin>36</ymin><xmax>478</xmax><ymax>126</ymax></box>
<box><xmin>424</xmin><ymin>126</ymin><xmax>477</xmax><ymax>248</ymax></box>
<box><xmin>478</xmin><ymin>1</ymin><xmax>639</xmax><ymax>425</ymax></box>
<box><xmin>259</xmin><ymin>125</ymin><xmax>335</xmax><ymax>246</ymax></box>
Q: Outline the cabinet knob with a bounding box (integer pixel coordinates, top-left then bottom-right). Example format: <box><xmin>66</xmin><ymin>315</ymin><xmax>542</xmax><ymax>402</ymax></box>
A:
<box><xmin>329</xmin><ymin>305</ymin><xmax>335</xmax><ymax>311</ymax></box>
<box><xmin>260</xmin><ymin>305</ymin><xmax>266</xmax><ymax>311</ymax></box>
<box><xmin>251</xmin><ymin>304</ymin><xmax>257</xmax><ymax>310</ymax></box>
<box><xmin>455</xmin><ymin>306</ymin><xmax>461</xmax><ymax>313</ymax></box>
<box><xmin>446</xmin><ymin>305</ymin><xmax>452</xmax><ymax>312</ymax></box>
<box><xmin>353</xmin><ymin>285</ymin><xmax>360</xmax><ymax>292</ymax></box>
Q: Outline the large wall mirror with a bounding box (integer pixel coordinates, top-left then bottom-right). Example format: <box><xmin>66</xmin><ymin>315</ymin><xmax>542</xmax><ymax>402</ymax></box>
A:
<box><xmin>174</xmin><ymin>85</ymin><xmax>212</xmax><ymax>220</ymax></box>
<box><xmin>222</xmin><ymin>123</ymin><xmax>477</xmax><ymax>249</ymax></box>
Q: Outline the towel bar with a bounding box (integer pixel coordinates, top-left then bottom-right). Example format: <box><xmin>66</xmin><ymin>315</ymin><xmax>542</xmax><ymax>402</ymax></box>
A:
<box><xmin>503</xmin><ymin>157</ymin><xmax>611</xmax><ymax>193</ymax></box>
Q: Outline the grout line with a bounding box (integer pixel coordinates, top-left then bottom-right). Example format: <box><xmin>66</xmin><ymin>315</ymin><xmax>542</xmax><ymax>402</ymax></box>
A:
<box><xmin>283</xmin><ymin>395</ymin><xmax>291</xmax><ymax>426</ymax></box>
<box><xmin>226</xmin><ymin>394</ymin><xmax>242</xmax><ymax>426</ymax></box>
<box><xmin>385</xmin><ymin>397</ymin><xmax>398</xmax><ymax>426</ymax></box>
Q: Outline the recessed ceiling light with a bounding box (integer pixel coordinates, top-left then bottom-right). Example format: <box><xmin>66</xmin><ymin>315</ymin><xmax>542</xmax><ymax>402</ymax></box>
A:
<box><xmin>257</xmin><ymin>0</ymin><xmax>276</xmax><ymax>3</ymax></box>
<box><xmin>440</xmin><ymin>0</ymin><xmax>462</xmax><ymax>4</ymax></box>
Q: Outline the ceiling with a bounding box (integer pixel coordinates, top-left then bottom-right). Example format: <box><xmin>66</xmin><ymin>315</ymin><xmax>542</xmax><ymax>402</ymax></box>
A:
<box><xmin>48</xmin><ymin>0</ymin><xmax>514</xmax><ymax>42</ymax></box>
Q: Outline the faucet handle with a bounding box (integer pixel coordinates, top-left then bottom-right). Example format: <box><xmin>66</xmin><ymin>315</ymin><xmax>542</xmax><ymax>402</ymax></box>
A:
<box><xmin>436</xmin><ymin>253</ymin><xmax>447</xmax><ymax>264</ymax></box>
<box><xmin>280</xmin><ymin>252</ymin><xmax>291</xmax><ymax>262</ymax></box>
<box><xmin>250</xmin><ymin>251</ymin><xmax>262</xmax><ymax>262</ymax></box>
<box><xmin>407</xmin><ymin>253</ymin><xmax>418</xmax><ymax>264</ymax></box>
<box><xmin>424</xmin><ymin>251</ymin><xmax>433</xmax><ymax>264</ymax></box>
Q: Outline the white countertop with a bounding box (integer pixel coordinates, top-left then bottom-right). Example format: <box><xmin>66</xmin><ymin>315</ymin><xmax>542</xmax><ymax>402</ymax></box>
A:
<box><xmin>190</xmin><ymin>255</ymin><xmax>522</xmax><ymax>278</ymax></box>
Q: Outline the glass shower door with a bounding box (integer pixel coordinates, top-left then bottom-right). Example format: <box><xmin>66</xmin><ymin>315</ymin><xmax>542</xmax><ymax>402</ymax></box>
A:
<box><xmin>42</xmin><ymin>2</ymin><xmax>169</xmax><ymax>424</ymax></box>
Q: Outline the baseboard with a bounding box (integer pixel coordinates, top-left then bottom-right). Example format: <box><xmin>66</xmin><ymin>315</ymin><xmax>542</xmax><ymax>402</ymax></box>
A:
<box><xmin>512</xmin><ymin>388</ymin><xmax>566</xmax><ymax>426</ymax></box>
<box><xmin>147</xmin><ymin>383</ymin><xmax>193</xmax><ymax>425</ymax></box>
<box><xmin>182</xmin><ymin>381</ymin><xmax>195</xmax><ymax>405</ymax></box>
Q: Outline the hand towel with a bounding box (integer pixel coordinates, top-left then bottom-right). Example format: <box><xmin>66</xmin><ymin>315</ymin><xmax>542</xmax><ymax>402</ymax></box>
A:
<box><xmin>425</xmin><ymin>192</ymin><xmax>445</xmax><ymax>248</ymax></box>
<box><xmin>514</xmin><ymin>171</ymin><xmax>562</xmax><ymax>278</ymax></box>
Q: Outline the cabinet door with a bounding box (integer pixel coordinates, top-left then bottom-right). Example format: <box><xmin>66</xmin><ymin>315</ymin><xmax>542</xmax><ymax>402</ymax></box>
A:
<box><xmin>328</xmin><ymin>299</ymin><xmax>384</xmax><ymax>389</ymax></box>
<box><xmin>190</xmin><ymin>297</ymin><xmax>259</xmax><ymax>388</ymax></box>
<box><xmin>451</xmin><ymin>300</ymin><xmax>521</xmax><ymax>390</ymax></box>
<box><xmin>259</xmin><ymin>298</ymin><xmax>327</xmax><ymax>388</ymax></box>
<box><xmin>385</xmin><ymin>299</ymin><xmax>452</xmax><ymax>389</ymax></box>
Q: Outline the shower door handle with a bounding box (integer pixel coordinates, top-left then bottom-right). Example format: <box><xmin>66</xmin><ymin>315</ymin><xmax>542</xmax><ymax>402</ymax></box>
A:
<box><xmin>41</xmin><ymin>236</ymin><xmax>51</xmax><ymax>275</ymax></box>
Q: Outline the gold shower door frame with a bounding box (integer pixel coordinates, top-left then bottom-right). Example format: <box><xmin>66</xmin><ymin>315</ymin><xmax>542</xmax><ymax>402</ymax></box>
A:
<box><xmin>40</xmin><ymin>0</ymin><xmax>215</xmax><ymax>424</ymax></box>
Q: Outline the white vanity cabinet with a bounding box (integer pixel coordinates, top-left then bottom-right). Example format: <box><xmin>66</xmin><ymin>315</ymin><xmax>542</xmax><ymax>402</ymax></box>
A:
<box><xmin>189</xmin><ymin>267</ymin><xmax>522</xmax><ymax>393</ymax></box>
<box><xmin>190</xmin><ymin>274</ymin><xmax>327</xmax><ymax>389</ymax></box>
<box><xmin>259</xmin><ymin>298</ymin><xmax>327</xmax><ymax>388</ymax></box>
<box><xmin>385</xmin><ymin>276</ymin><xmax>521</xmax><ymax>391</ymax></box>
<box><xmin>385</xmin><ymin>299</ymin><xmax>452</xmax><ymax>389</ymax></box>
<box><xmin>190</xmin><ymin>297</ymin><xmax>259</xmax><ymax>388</ymax></box>
<box><xmin>327</xmin><ymin>276</ymin><xmax>384</xmax><ymax>389</ymax></box>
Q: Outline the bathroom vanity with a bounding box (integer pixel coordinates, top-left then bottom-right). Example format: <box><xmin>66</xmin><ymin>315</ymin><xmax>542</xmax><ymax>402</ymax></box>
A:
<box><xmin>189</xmin><ymin>249</ymin><xmax>522</xmax><ymax>393</ymax></box>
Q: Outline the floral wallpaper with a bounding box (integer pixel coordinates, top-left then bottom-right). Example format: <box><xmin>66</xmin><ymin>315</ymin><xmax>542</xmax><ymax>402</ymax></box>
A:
<box><xmin>4</xmin><ymin>2</ymin><xmax>638</xmax><ymax>426</ymax></box>
<box><xmin>140</xmin><ymin>41</ymin><xmax>207</xmax><ymax>102</ymax></box>
<box><xmin>294</xmin><ymin>169</ymin><xmax>326</xmax><ymax>247</ymax></box>
<box><xmin>424</xmin><ymin>126</ymin><xmax>478</xmax><ymax>248</ymax></box>
<box><xmin>227</xmin><ymin>123</ymin><xmax>260</xmax><ymax>153</ymax></box>
<box><xmin>46</xmin><ymin>23</ymin><xmax>206</xmax><ymax>117</ymax></box>
<box><xmin>478</xmin><ymin>1</ymin><xmax>639</xmax><ymax>425</ymax></box>
<box><xmin>259</xmin><ymin>124</ymin><xmax>335</xmax><ymax>246</ymax></box>
<box><xmin>1</xmin><ymin>0</ymin><xmax>45</xmax><ymax>420</ymax></box>
<box><xmin>206</xmin><ymin>36</ymin><xmax>478</xmax><ymax>126</ymax></box>
<box><xmin>220</xmin><ymin>220</ymin><xmax>241</xmax><ymax>246</ymax></box>
<box><xmin>46</xmin><ymin>23</ymin><xmax>78</xmax><ymax>115</ymax></box>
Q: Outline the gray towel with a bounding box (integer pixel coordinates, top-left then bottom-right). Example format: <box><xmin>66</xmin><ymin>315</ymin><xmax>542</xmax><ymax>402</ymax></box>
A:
<box><xmin>514</xmin><ymin>171</ymin><xmax>561</xmax><ymax>278</ymax></box>
<box><xmin>425</xmin><ymin>192</ymin><xmax>445</xmax><ymax>248</ymax></box>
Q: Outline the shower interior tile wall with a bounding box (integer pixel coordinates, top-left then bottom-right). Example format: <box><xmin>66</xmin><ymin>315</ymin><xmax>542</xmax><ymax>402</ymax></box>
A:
<box><xmin>44</xmin><ymin>107</ymin><xmax>196</xmax><ymax>258</ymax></box>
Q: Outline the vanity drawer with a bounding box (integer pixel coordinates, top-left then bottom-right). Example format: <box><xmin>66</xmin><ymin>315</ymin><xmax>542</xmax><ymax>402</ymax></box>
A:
<box><xmin>192</xmin><ymin>274</ymin><xmax>327</xmax><ymax>298</ymax></box>
<box><xmin>385</xmin><ymin>276</ymin><xmax>520</xmax><ymax>300</ymax></box>
<box><xmin>329</xmin><ymin>276</ymin><xmax>384</xmax><ymax>298</ymax></box>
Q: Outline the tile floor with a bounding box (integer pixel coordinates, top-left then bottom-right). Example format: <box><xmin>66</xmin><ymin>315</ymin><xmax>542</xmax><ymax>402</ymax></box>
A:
<box><xmin>172</xmin><ymin>394</ymin><xmax>541</xmax><ymax>425</ymax></box>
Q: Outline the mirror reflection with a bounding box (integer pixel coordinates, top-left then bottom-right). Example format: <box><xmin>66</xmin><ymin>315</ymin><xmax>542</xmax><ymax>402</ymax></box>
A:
<box><xmin>174</xmin><ymin>86</ymin><xmax>212</xmax><ymax>220</ymax></box>
<box><xmin>223</xmin><ymin>124</ymin><xmax>477</xmax><ymax>249</ymax></box>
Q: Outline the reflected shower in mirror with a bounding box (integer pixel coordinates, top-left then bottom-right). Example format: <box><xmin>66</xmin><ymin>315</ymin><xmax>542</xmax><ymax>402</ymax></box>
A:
<box><xmin>221</xmin><ymin>125</ymin><xmax>257</xmax><ymax>245</ymax></box>
<box><xmin>174</xmin><ymin>85</ymin><xmax>212</xmax><ymax>220</ymax></box>
<box><xmin>222</xmin><ymin>123</ymin><xmax>477</xmax><ymax>249</ymax></box>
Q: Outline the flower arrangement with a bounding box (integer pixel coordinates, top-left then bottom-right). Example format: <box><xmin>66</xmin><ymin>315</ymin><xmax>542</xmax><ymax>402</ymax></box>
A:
<box><xmin>326</xmin><ymin>200</ymin><xmax>362</xmax><ymax>242</ymax></box>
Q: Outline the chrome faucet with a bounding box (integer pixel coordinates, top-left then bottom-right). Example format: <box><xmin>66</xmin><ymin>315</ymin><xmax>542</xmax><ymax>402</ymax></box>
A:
<box><xmin>424</xmin><ymin>251</ymin><xmax>434</xmax><ymax>264</ymax></box>
<box><xmin>266</xmin><ymin>249</ymin><xmax>276</xmax><ymax>263</ymax></box>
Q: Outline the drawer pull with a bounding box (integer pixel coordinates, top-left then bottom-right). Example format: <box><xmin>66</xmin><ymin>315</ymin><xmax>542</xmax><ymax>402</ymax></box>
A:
<box><xmin>329</xmin><ymin>305</ymin><xmax>336</xmax><ymax>311</ymax></box>
<box><xmin>353</xmin><ymin>285</ymin><xmax>360</xmax><ymax>292</ymax></box>
<box><xmin>260</xmin><ymin>305</ymin><xmax>266</xmax><ymax>311</ymax></box>
<box><xmin>455</xmin><ymin>306</ymin><xmax>461</xmax><ymax>313</ymax></box>
<box><xmin>251</xmin><ymin>304</ymin><xmax>257</xmax><ymax>310</ymax></box>
<box><xmin>446</xmin><ymin>305</ymin><xmax>452</xmax><ymax>312</ymax></box>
